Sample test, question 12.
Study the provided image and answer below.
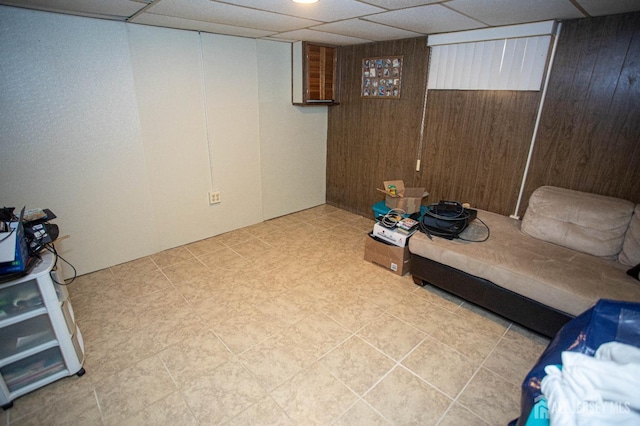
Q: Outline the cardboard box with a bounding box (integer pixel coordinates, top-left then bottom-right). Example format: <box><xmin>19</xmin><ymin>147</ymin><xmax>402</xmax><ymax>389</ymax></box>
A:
<box><xmin>364</xmin><ymin>234</ymin><xmax>411</xmax><ymax>276</ymax></box>
<box><xmin>377</xmin><ymin>180</ymin><xmax>429</xmax><ymax>214</ymax></box>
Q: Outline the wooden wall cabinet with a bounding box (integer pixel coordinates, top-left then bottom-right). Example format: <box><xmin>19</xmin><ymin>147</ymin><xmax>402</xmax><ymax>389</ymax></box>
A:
<box><xmin>292</xmin><ymin>41</ymin><xmax>339</xmax><ymax>105</ymax></box>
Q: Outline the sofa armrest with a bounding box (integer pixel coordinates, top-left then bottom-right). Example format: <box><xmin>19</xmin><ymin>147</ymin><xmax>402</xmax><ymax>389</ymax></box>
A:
<box><xmin>620</xmin><ymin>205</ymin><xmax>640</xmax><ymax>266</ymax></box>
<box><xmin>521</xmin><ymin>186</ymin><xmax>634</xmax><ymax>259</ymax></box>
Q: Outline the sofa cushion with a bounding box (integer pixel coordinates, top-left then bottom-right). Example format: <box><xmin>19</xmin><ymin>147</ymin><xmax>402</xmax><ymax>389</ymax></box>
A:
<box><xmin>521</xmin><ymin>186</ymin><xmax>634</xmax><ymax>259</ymax></box>
<box><xmin>619</xmin><ymin>205</ymin><xmax>640</xmax><ymax>266</ymax></box>
<box><xmin>409</xmin><ymin>210</ymin><xmax>640</xmax><ymax>317</ymax></box>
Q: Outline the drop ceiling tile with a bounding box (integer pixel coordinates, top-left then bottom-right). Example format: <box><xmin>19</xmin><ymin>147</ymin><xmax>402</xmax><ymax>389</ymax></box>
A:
<box><xmin>216</xmin><ymin>0</ymin><xmax>384</xmax><ymax>21</ymax></box>
<box><xmin>576</xmin><ymin>0</ymin><xmax>640</xmax><ymax>16</ymax></box>
<box><xmin>131</xmin><ymin>13</ymin><xmax>277</xmax><ymax>38</ymax></box>
<box><xmin>312</xmin><ymin>18</ymin><xmax>423</xmax><ymax>41</ymax></box>
<box><xmin>365</xmin><ymin>4</ymin><xmax>486</xmax><ymax>34</ymax></box>
<box><xmin>2</xmin><ymin>0</ymin><xmax>639</xmax><ymax>45</ymax></box>
<box><xmin>446</xmin><ymin>0</ymin><xmax>586</xmax><ymax>26</ymax></box>
<box><xmin>271</xmin><ymin>29</ymin><xmax>372</xmax><ymax>45</ymax></box>
<box><xmin>145</xmin><ymin>0</ymin><xmax>320</xmax><ymax>32</ymax></box>
<box><xmin>0</xmin><ymin>0</ymin><xmax>145</xmax><ymax>19</ymax></box>
<box><xmin>361</xmin><ymin>0</ymin><xmax>444</xmax><ymax>10</ymax></box>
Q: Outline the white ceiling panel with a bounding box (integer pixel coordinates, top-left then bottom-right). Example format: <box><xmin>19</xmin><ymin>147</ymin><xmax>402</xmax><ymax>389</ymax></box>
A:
<box><xmin>145</xmin><ymin>0</ymin><xmax>320</xmax><ymax>32</ymax></box>
<box><xmin>2</xmin><ymin>0</ymin><xmax>639</xmax><ymax>45</ymax></box>
<box><xmin>272</xmin><ymin>29</ymin><xmax>372</xmax><ymax>45</ymax></box>
<box><xmin>446</xmin><ymin>0</ymin><xmax>585</xmax><ymax>26</ymax></box>
<box><xmin>217</xmin><ymin>0</ymin><xmax>384</xmax><ymax>21</ymax></box>
<box><xmin>312</xmin><ymin>19</ymin><xmax>423</xmax><ymax>41</ymax></box>
<box><xmin>365</xmin><ymin>4</ymin><xmax>487</xmax><ymax>34</ymax></box>
<box><xmin>360</xmin><ymin>0</ymin><xmax>443</xmax><ymax>10</ymax></box>
<box><xmin>576</xmin><ymin>0</ymin><xmax>640</xmax><ymax>17</ymax></box>
<box><xmin>132</xmin><ymin>13</ymin><xmax>277</xmax><ymax>38</ymax></box>
<box><xmin>0</xmin><ymin>0</ymin><xmax>145</xmax><ymax>19</ymax></box>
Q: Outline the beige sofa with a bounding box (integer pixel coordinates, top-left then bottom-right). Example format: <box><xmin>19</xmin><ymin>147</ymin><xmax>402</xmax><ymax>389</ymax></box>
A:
<box><xmin>409</xmin><ymin>186</ymin><xmax>640</xmax><ymax>336</ymax></box>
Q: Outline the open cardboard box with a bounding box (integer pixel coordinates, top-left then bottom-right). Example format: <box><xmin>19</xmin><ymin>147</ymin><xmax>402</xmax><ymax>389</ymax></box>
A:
<box><xmin>364</xmin><ymin>234</ymin><xmax>411</xmax><ymax>276</ymax></box>
<box><xmin>377</xmin><ymin>180</ymin><xmax>429</xmax><ymax>214</ymax></box>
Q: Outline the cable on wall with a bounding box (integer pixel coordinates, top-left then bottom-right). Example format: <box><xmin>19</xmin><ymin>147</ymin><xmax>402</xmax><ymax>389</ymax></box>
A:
<box><xmin>198</xmin><ymin>31</ymin><xmax>216</xmax><ymax>193</ymax></box>
<box><xmin>511</xmin><ymin>22</ymin><xmax>563</xmax><ymax>219</ymax></box>
<box><xmin>415</xmin><ymin>45</ymin><xmax>432</xmax><ymax>173</ymax></box>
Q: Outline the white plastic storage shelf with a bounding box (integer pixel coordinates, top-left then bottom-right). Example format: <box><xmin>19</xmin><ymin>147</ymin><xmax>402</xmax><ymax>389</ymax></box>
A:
<box><xmin>0</xmin><ymin>251</ymin><xmax>85</xmax><ymax>410</ymax></box>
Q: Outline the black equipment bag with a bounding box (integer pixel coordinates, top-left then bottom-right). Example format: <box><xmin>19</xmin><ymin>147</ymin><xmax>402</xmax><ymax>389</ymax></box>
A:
<box><xmin>419</xmin><ymin>201</ymin><xmax>477</xmax><ymax>240</ymax></box>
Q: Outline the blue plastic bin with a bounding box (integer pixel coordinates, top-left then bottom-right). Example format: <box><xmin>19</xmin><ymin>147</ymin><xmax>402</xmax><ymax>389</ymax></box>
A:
<box><xmin>372</xmin><ymin>201</ymin><xmax>426</xmax><ymax>221</ymax></box>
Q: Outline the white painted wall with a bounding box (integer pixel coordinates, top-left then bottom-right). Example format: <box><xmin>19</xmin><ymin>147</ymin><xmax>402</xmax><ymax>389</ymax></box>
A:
<box><xmin>128</xmin><ymin>25</ymin><xmax>213</xmax><ymax>249</ymax></box>
<box><xmin>200</xmin><ymin>33</ymin><xmax>264</xmax><ymax>229</ymax></box>
<box><xmin>256</xmin><ymin>40</ymin><xmax>327</xmax><ymax>220</ymax></box>
<box><xmin>0</xmin><ymin>6</ymin><xmax>328</xmax><ymax>275</ymax></box>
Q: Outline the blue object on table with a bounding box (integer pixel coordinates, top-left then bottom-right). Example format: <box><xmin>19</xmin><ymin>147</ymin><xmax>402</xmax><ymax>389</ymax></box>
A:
<box><xmin>510</xmin><ymin>299</ymin><xmax>640</xmax><ymax>426</ymax></box>
<box><xmin>372</xmin><ymin>201</ymin><xmax>426</xmax><ymax>221</ymax></box>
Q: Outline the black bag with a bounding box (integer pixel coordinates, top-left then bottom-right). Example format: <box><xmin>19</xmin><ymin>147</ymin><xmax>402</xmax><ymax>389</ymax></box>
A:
<box><xmin>419</xmin><ymin>201</ymin><xmax>477</xmax><ymax>240</ymax></box>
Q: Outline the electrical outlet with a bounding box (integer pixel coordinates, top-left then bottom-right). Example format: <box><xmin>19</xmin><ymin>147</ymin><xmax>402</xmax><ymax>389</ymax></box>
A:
<box><xmin>209</xmin><ymin>191</ymin><xmax>221</xmax><ymax>204</ymax></box>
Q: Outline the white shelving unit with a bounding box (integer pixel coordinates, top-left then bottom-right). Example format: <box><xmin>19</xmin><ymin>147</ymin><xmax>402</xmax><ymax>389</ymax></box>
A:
<box><xmin>0</xmin><ymin>251</ymin><xmax>84</xmax><ymax>410</ymax></box>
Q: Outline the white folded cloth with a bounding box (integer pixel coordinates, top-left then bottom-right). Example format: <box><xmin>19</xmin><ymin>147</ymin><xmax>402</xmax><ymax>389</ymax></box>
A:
<box><xmin>541</xmin><ymin>342</ymin><xmax>640</xmax><ymax>426</ymax></box>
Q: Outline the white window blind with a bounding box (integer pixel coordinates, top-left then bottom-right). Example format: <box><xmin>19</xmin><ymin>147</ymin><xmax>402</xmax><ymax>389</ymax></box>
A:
<box><xmin>427</xmin><ymin>21</ymin><xmax>557</xmax><ymax>91</ymax></box>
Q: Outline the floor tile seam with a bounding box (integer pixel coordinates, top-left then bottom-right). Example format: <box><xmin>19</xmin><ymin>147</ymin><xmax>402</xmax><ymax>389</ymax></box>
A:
<box><xmin>224</xmin><ymin>245</ymin><xmax>253</xmax><ymax>262</ymax></box>
<box><xmin>228</xmin><ymin>310</ymin><xmax>321</xmax><ymax>358</ymax></box>
<box><xmin>317</xmin><ymin>301</ymin><xmax>387</xmax><ymax>333</ymax></box>
<box><xmin>101</xmin><ymin>377</ymin><xmax>192</xmax><ymax>425</ymax></box>
<box><xmin>92</xmin><ymin>386</ymin><xmax>105</xmax><ymax>425</ymax></box>
<box><xmin>175</xmin><ymin>353</ymin><xmax>264</xmax><ymax>413</ymax></box>
<box><xmin>251</xmin><ymin>229</ymin><xmax>292</xmax><ymax>247</ymax></box>
<box><xmin>355</xmin><ymin>337</ymin><xmax>429</xmax><ymax>402</ymax></box>
<box><xmin>104</xmin><ymin>265</ymin><xmax>118</xmax><ymax>277</ymax></box>
<box><xmin>282</xmin><ymin>359</ymin><xmax>363</xmax><ymax>423</ymax></box>
<box><xmin>401</xmin><ymin>332</ymin><xmax>480</xmax><ymax>374</ymax></box>
<box><xmin>481</xmin><ymin>364</ymin><xmax>527</xmax><ymax>389</ymax></box>
<box><xmin>349</xmin><ymin>326</ymin><xmax>409</xmax><ymax>365</ymax></box>
<box><xmin>312</xmin><ymin>329</ymin><xmax>359</xmax><ymax>366</ymax></box>
<box><xmin>391</xmin><ymin>363</ymin><xmax>460</xmax><ymax>423</ymax></box>
<box><xmin>258</xmin><ymin>358</ymin><xmax>331</xmax><ymax>414</ymax></box>
<box><xmin>1</xmin><ymin>379</ymin><xmax>98</xmax><ymax>424</ymax></box>
<box><xmin>479</xmin><ymin>324</ymin><xmax>534</xmax><ymax>388</ymax></box>
<box><xmin>391</xmin><ymin>333</ymin><xmax>472</xmax><ymax>398</ymax></box>
<box><xmin>445</xmin><ymin>332</ymin><xmax>509</xmax><ymax>424</ymax></box>
<box><xmin>182</xmin><ymin>243</ymin><xmax>228</xmax><ymax>259</ymax></box>
<box><xmin>356</xmin><ymin>331</ymin><xmax>464</xmax><ymax>403</ymax></box>
<box><xmin>86</xmin><ymin>332</ymin><xmax>195</xmax><ymax>384</ymax></box>
<box><xmin>446</xmin><ymin>305</ymin><xmax>512</xmax><ymax>338</ymax></box>
<box><xmin>206</xmin><ymin>327</ymin><xmax>237</xmax><ymax>358</ymax></box>
<box><xmin>375</xmin><ymin>363</ymin><xmax>456</xmax><ymax>412</ymax></box>
<box><xmin>224</xmin><ymin>393</ymin><xmax>296</xmax><ymax>426</ymax></box>
<box><xmin>413</xmin><ymin>286</ymin><xmax>466</xmax><ymax>313</ymax></box>
<box><xmin>150</xmin><ymin>253</ymin><xmax>199</xmax><ymax>271</ymax></box>
<box><xmin>152</xmin><ymin>267</ymin><xmax>183</xmax><ymax>296</ymax></box>
<box><xmin>210</xmin><ymin>355</ymin><xmax>277</xmax><ymax>424</ymax></box>
<box><xmin>157</xmin><ymin>351</ymin><xmax>181</xmax><ymax>391</ymax></box>
<box><xmin>223</xmin><ymin>319</ymin><xmax>298</xmax><ymax>357</ymax></box>
<box><xmin>154</xmin><ymin>256</ymin><xmax>204</xmax><ymax>277</ymax></box>
<box><xmin>321</xmin><ymin>368</ymin><xmax>395</xmax><ymax>426</ymax></box>
<box><xmin>400</xmin><ymin>361</ymin><xmax>466</xmax><ymax>403</ymax></box>
<box><xmin>380</xmin><ymin>305</ymin><xmax>439</xmax><ymax>340</ymax></box>
<box><xmin>244</xmin><ymin>291</ymin><xmax>290</xmax><ymax>311</ymax></box>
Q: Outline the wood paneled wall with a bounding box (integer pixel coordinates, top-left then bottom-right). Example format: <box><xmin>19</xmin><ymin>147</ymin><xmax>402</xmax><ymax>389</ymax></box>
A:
<box><xmin>521</xmin><ymin>12</ymin><xmax>640</xmax><ymax>213</ymax></box>
<box><xmin>326</xmin><ymin>38</ymin><xmax>429</xmax><ymax>216</ymax></box>
<box><xmin>327</xmin><ymin>12</ymin><xmax>640</xmax><ymax>219</ymax></box>
<box><xmin>418</xmin><ymin>90</ymin><xmax>539</xmax><ymax>215</ymax></box>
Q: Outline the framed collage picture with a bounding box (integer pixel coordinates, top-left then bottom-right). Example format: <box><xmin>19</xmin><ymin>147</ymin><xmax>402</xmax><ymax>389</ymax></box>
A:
<box><xmin>361</xmin><ymin>56</ymin><xmax>403</xmax><ymax>99</ymax></box>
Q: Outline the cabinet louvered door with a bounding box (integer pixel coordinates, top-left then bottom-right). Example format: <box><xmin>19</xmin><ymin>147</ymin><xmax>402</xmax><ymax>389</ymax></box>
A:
<box><xmin>292</xmin><ymin>41</ymin><xmax>339</xmax><ymax>105</ymax></box>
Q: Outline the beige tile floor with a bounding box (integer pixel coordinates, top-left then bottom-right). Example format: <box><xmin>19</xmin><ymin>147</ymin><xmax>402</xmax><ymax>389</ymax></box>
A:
<box><xmin>3</xmin><ymin>204</ymin><xmax>550</xmax><ymax>425</ymax></box>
